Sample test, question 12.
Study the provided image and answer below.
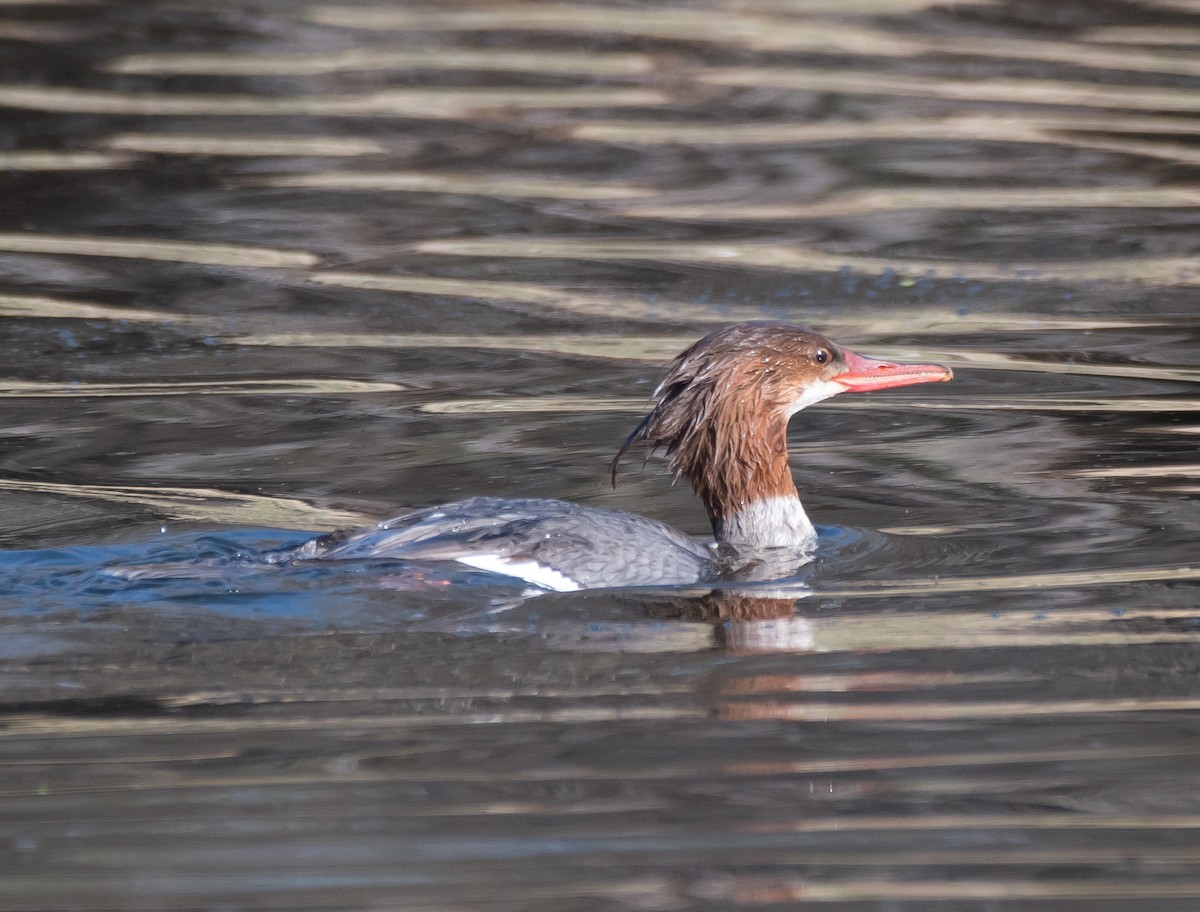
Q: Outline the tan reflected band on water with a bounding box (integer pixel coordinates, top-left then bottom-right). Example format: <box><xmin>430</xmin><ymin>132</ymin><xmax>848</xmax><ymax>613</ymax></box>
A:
<box><xmin>764</xmin><ymin>814</ymin><xmax>1200</xmax><ymax>831</ymax></box>
<box><xmin>163</xmin><ymin>682</ymin><xmax>700</xmax><ymax>707</ymax></box>
<box><xmin>306</xmin><ymin>270</ymin><xmax>1181</xmax><ymax>328</ymax></box>
<box><xmin>0</xmin><ymin>479</ymin><xmax>371</xmax><ymax>527</ymax></box>
<box><xmin>573</xmin><ymin>113</ymin><xmax>1200</xmax><ymax>145</ymax></box>
<box><xmin>721</xmin><ymin>670</ymin><xmax>1027</xmax><ymax>693</ymax></box>
<box><xmin>1072</xmin><ymin>464</ymin><xmax>1200</xmax><ymax>479</ymax></box>
<box><xmin>702</xmin><ymin>68</ymin><xmax>1200</xmax><ymax>112</ymax></box>
<box><xmin>231</xmin><ymin>332</ymin><xmax>687</xmax><ymax>360</ymax></box>
<box><xmin>1085</xmin><ymin>25</ymin><xmax>1200</xmax><ymax>45</ymax></box>
<box><xmin>569</xmin><ymin>114</ymin><xmax>1200</xmax><ymax>165</ymax></box>
<box><xmin>419</xmin><ymin>397</ymin><xmax>639</xmax><ymax>415</ymax></box>
<box><xmin>304</xmin><ymin>3</ymin><xmax>867</xmax><ymax>36</ymax></box>
<box><xmin>0</xmin><ymin>151</ymin><xmax>134</xmax><ymax>170</ymax></box>
<box><xmin>104</xmin><ymin>134</ymin><xmax>388</xmax><ymax>156</ymax></box>
<box><xmin>729</xmin><ymin>743</ymin><xmax>1196</xmax><ymax>776</ymax></box>
<box><xmin>264</xmin><ymin>176</ymin><xmax>1200</xmax><ymax>210</ymax></box>
<box><xmin>619</xmin><ymin>185</ymin><xmax>1200</xmax><ymax>220</ymax></box>
<box><xmin>929</xmin><ymin>33</ymin><xmax>1200</xmax><ymax>78</ymax></box>
<box><xmin>0</xmin><ymin>22</ymin><xmax>93</xmax><ymax>42</ymax></box>
<box><xmin>0</xmin><ymin>85</ymin><xmax>667</xmax><ymax>117</ymax></box>
<box><xmin>256</xmin><ymin>171</ymin><xmax>653</xmax><ymax>200</ymax></box>
<box><xmin>0</xmin><ymin>379</ymin><xmax>404</xmax><ymax>398</ymax></box>
<box><xmin>411</xmin><ymin>237</ymin><xmax>1200</xmax><ymax>286</ymax></box>
<box><xmin>0</xmin><ymin>705</ymin><xmax>703</xmax><ymax>738</ymax></box>
<box><xmin>307</xmin><ymin>2</ymin><xmax>997</xmax><ymax>38</ymax></box>
<box><xmin>107</xmin><ymin>47</ymin><xmax>654</xmax><ymax>77</ymax></box>
<box><xmin>303</xmin><ymin>5</ymin><xmax>1197</xmax><ymax>83</ymax></box>
<box><xmin>1135</xmin><ymin>425</ymin><xmax>1200</xmax><ymax>435</ymax></box>
<box><xmin>310</xmin><ymin>270</ymin><xmax>595</xmax><ymax>306</ymax></box>
<box><xmin>309</xmin><ymin>270</ymin><xmax>672</xmax><ymax>323</ymax></box>
<box><xmin>696</xmin><ymin>844</ymin><xmax>1200</xmax><ymax>864</ymax></box>
<box><xmin>878</xmin><ymin>522</ymin><xmax>1011</xmax><ymax>535</ymax></box>
<box><xmin>697</xmin><ymin>875</ymin><xmax>1200</xmax><ymax>903</ymax></box>
<box><xmin>719</xmin><ymin>607</ymin><xmax>1200</xmax><ymax>655</ymax></box>
<box><xmin>723</xmin><ymin>694</ymin><xmax>1200</xmax><ymax>723</ymax></box>
<box><xmin>733</xmin><ymin>0</ymin><xmax>997</xmax><ymax>9</ymax></box>
<box><xmin>827</xmin><ymin>564</ymin><xmax>1200</xmax><ymax>597</ymax></box>
<box><xmin>0</xmin><ymin>232</ymin><xmax>317</xmax><ymax>267</ymax></box>
<box><xmin>0</xmin><ymin>293</ymin><xmax>206</xmax><ymax>324</ymax></box>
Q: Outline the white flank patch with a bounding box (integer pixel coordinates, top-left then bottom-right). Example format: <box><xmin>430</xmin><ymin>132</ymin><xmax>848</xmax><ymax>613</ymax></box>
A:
<box><xmin>455</xmin><ymin>554</ymin><xmax>582</xmax><ymax>592</ymax></box>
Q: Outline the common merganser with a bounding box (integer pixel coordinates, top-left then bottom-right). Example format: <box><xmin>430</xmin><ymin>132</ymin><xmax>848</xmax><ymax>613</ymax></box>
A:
<box><xmin>288</xmin><ymin>322</ymin><xmax>952</xmax><ymax>591</ymax></box>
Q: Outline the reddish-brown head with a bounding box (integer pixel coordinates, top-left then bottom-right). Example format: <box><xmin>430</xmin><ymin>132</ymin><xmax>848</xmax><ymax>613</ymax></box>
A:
<box><xmin>611</xmin><ymin>322</ymin><xmax>952</xmax><ymax>535</ymax></box>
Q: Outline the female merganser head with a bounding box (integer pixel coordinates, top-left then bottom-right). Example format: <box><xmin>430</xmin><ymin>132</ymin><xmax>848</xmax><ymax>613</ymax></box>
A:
<box><xmin>612</xmin><ymin>321</ymin><xmax>952</xmax><ymax>549</ymax></box>
<box><xmin>280</xmin><ymin>321</ymin><xmax>951</xmax><ymax>592</ymax></box>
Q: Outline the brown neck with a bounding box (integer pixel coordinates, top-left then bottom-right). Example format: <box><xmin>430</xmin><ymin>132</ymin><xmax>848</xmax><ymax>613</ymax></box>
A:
<box><xmin>631</xmin><ymin>381</ymin><xmax>813</xmax><ymax>547</ymax></box>
<box><xmin>671</xmin><ymin>405</ymin><xmax>799</xmax><ymax>536</ymax></box>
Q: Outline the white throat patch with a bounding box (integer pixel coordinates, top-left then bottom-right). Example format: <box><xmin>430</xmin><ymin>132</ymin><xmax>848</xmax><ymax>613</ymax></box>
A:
<box><xmin>787</xmin><ymin>378</ymin><xmax>846</xmax><ymax>417</ymax></box>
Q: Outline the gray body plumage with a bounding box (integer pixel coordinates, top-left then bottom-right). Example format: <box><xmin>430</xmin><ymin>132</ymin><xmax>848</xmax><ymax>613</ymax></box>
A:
<box><xmin>287</xmin><ymin>497</ymin><xmax>719</xmax><ymax>591</ymax></box>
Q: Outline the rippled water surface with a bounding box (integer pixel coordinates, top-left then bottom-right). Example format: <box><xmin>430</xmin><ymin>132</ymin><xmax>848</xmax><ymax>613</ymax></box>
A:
<box><xmin>1</xmin><ymin>1</ymin><xmax>1198</xmax><ymax>909</ymax></box>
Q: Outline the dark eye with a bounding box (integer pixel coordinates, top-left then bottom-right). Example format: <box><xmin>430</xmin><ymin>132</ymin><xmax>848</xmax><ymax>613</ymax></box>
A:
<box><xmin>813</xmin><ymin>349</ymin><xmax>829</xmax><ymax>365</ymax></box>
